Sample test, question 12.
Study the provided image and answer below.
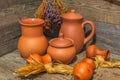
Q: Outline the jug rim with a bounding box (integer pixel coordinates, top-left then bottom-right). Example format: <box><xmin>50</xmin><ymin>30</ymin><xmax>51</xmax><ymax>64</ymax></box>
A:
<box><xmin>19</xmin><ymin>18</ymin><xmax>44</xmax><ymax>26</ymax></box>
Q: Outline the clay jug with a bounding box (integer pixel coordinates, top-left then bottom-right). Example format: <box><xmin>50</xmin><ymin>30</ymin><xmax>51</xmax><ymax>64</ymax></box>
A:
<box><xmin>18</xmin><ymin>18</ymin><xmax>48</xmax><ymax>59</ymax></box>
<box><xmin>47</xmin><ymin>33</ymin><xmax>76</xmax><ymax>64</ymax></box>
<box><xmin>60</xmin><ymin>9</ymin><xmax>96</xmax><ymax>53</ymax></box>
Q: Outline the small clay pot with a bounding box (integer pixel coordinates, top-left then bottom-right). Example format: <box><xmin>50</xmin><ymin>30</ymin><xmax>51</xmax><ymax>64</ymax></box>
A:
<box><xmin>86</xmin><ymin>45</ymin><xmax>110</xmax><ymax>60</ymax></box>
<box><xmin>47</xmin><ymin>33</ymin><xmax>76</xmax><ymax>64</ymax></box>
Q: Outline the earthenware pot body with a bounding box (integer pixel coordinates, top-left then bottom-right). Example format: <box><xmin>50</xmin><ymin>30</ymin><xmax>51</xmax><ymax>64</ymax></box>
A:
<box><xmin>18</xmin><ymin>18</ymin><xmax>48</xmax><ymax>59</ymax></box>
<box><xmin>47</xmin><ymin>33</ymin><xmax>76</xmax><ymax>64</ymax></box>
<box><xmin>60</xmin><ymin>9</ymin><xmax>96</xmax><ymax>53</ymax></box>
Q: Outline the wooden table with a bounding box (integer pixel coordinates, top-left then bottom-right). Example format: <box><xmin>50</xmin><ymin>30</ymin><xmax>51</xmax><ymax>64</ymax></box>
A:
<box><xmin>0</xmin><ymin>50</ymin><xmax>120</xmax><ymax>80</ymax></box>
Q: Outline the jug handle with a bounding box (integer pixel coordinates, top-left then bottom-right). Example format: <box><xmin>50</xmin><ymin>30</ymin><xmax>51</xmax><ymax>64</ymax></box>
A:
<box><xmin>81</xmin><ymin>20</ymin><xmax>96</xmax><ymax>45</ymax></box>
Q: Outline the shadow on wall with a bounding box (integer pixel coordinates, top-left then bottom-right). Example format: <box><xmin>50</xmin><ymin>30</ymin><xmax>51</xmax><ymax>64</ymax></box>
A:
<box><xmin>104</xmin><ymin>0</ymin><xmax>120</xmax><ymax>6</ymax></box>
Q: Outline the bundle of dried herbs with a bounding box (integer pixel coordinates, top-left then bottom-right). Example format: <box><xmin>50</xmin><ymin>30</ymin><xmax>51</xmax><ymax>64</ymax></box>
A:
<box><xmin>34</xmin><ymin>0</ymin><xmax>67</xmax><ymax>37</ymax></box>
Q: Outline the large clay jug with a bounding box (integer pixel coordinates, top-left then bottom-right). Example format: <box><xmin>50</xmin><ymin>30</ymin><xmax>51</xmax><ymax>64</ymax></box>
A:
<box><xmin>18</xmin><ymin>18</ymin><xmax>48</xmax><ymax>59</ymax></box>
<box><xmin>60</xmin><ymin>9</ymin><xmax>96</xmax><ymax>53</ymax></box>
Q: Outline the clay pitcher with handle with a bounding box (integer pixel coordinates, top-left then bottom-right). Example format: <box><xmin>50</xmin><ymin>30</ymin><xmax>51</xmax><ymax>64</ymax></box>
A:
<box><xmin>59</xmin><ymin>9</ymin><xmax>96</xmax><ymax>53</ymax></box>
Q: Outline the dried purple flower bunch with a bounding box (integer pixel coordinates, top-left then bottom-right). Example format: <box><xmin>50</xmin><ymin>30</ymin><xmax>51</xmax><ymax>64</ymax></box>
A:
<box><xmin>34</xmin><ymin>0</ymin><xmax>67</xmax><ymax>37</ymax></box>
<box><xmin>45</xmin><ymin>0</ymin><xmax>61</xmax><ymax>26</ymax></box>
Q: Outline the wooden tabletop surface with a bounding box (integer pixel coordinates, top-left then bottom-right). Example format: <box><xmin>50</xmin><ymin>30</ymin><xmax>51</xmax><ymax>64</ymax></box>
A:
<box><xmin>0</xmin><ymin>50</ymin><xmax>120</xmax><ymax>80</ymax></box>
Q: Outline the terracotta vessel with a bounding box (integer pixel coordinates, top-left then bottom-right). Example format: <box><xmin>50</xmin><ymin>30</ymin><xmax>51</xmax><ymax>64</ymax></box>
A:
<box><xmin>18</xmin><ymin>18</ymin><xmax>48</xmax><ymax>59</ymax></box>
<box><xmin>86</xmin><ymin>45</ymin><xmax>110</xmax><ymax>60</ymax></box>
<box><xmin>47</xmin><ymin>33</ymin><xmax>76</xmax><ymax>64</ymax></box>
<box><xmin>60</xmin><ymin>9</ymin><xmax>96</xmax><ymax>53</ymax></box>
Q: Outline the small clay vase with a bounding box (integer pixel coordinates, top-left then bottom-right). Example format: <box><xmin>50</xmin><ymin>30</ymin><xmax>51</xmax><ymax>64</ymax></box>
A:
<box><xmin>86</xmin><ymin>45</ymin><xmax>110</xmax><ymax>60</ymax></box>
<box><xmin>18</xmin><ymin>18</ymin><xmax>48</xmax><ymax>59</ymax></box>
<box><xmin>47</xmin><ymin>33</ymin><xmax>76</xmax><ymax>64</ymax></box>
<box><xmin>60</xmin><ymin>9</ymin><xmax>96</xmax><ymax>53</ymax></box>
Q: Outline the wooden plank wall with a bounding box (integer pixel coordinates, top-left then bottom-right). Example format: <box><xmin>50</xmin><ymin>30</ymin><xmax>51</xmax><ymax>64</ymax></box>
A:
<box><xmin>62</xmin><ymin>0</ymin><xmax>120</xmax><ymax>25</ymax></box>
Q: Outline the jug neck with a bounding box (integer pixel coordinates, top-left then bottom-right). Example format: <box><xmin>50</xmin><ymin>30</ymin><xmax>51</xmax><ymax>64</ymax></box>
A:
<box><xmin>21</xmin><ymin>25</ymin><xmax>44</xmax><ymax>37</ymax></box>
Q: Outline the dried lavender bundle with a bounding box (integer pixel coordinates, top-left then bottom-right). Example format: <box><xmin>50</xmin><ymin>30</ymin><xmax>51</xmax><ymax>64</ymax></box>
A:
<box><xmin>44</xmin><ymin>0</ymin><xmax>61</xmax><ymax>26</ymax></box>
<box><xmin>34</xmin><ymin>0</ymin><xmax>67</xmax><ymax>37</ymax></box>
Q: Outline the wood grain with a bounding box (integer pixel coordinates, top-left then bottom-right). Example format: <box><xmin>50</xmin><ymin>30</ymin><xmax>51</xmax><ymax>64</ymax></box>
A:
<box><xmin>1</xmin><ymin>50</ymin><xmax>120</xmax><ymax>80</ymax></box>
<box><xmin>61</xmin><ymin>0</ymin><xmax>120</xmax><ymax>24</ymax></box>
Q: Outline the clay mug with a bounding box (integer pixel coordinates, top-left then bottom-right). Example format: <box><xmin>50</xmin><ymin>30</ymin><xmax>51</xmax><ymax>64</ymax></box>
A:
<box><xmin>47</xmin><ymin>33</ymin><xmax>76</xmax><ymax>64</ymax></box>
<box><xmin>18</xmin><ymin>18</ymin><xmax>48</xmax><ymax>59</ymax></box>
<box><xmin>60</xmin><ymin>9</ymin><xmax>96</xmax><ymax>53</ymax></box>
